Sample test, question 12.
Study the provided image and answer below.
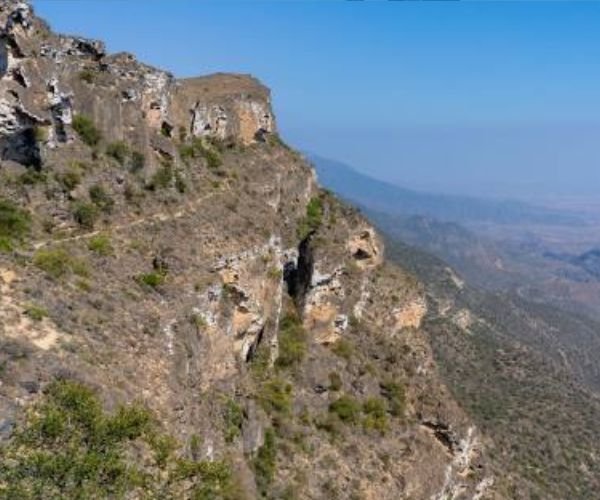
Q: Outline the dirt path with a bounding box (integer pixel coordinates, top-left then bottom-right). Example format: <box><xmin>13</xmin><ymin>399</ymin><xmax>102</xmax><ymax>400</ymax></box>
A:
<box><xmin>32</xmin><ymin>188</ymin><xmax>226</xmax><ymax>250</ymax></box>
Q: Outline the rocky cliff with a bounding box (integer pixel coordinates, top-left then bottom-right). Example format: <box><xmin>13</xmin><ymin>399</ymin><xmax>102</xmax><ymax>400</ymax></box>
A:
<box><xmin>0</xmin><ymin>2</ymin><xmax>494</xmax><ymax>498</ymax></box>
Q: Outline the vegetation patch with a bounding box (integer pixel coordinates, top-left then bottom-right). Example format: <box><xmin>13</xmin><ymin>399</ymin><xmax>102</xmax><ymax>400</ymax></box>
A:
<box><xmin>147</xmin><ymin>163</ymin><xmax>173</xmax><ymax>190</ymax></box>
<box><xmin>23</xmin><ymin>304</ymin><xmax>48</xmax><ymax>322</ymax></box>
<box><xmin>275</xmin><ymin>313</ymin><xmax>307</xmax><ymax>369</ymax></box>
<box><xmin>253</xmin><ymin>428</ymin><xmax>277</xmax><ymax>497</ymax></box>
<box><xmin>380</xmin><ymin>380</ymin><xmax>406</xmax><ymax>417</ymax></box>
<box><xmin>106</xmin><ymin>141</ymin><xmax>130</xmax><ymax>165</ymax></box>
<box><xmin>88</xmin><ymin>234</ymin><xmax>113</xmax><ymax>256</ymax></box>
<box><xmin>72</xmin><ymin>202</ymin><xmax>99</xmax><ymax>229</ymax></box>
<box><xmin>223</xmin><ymin>399</ymin><xmax>244</xmax><ymax>444</ymax></box>
<box><xmin>362</xmin><ymin>397</ymin><xmax>388</xmax><ymax>433</ymax></box>
<box><xmin>331</xmin><ymin>338</ymin><xmax>354</xmax><ymax>360</ymax></box>
<box><xmin>33</xmin><ymin>248</ymin><xmax>89</xmax><ymax>279</ymax></box>
<box><xmin>297</xmin><ymin>196</ymin><xmax>324</xmax><ymax>239</ymax></box>
<box><xmin>136</xmin><ymin>271</ymin><xmax>166</xmax><ymax>290</ymax></box>
<box><xmin>328</xmin><ymin>395</ymin><xmax>361</xmax><ymax>424</ymax></box>
<box><xmin>0</xmin><ymin>198</ymin><xmax>30</xmax><ymax>251</ymax></box>
<box><xmin>257</xmin><ymin>378</ymin><xmax>292</xmax><ymax>415</ymax></box>
<box><xmin>0</xmin><ymin>379</ymin><xmax>241</xmax><ymax>499</ymax></box>
<box><xmin>72</xmin><ymin>115</ymin><xmax>102</xmax><ymax>147</ymax></box>
<box><xmin>89</xmin><ymin>184</ymin><xmax>114</xmax><ymax>213</ymax></box>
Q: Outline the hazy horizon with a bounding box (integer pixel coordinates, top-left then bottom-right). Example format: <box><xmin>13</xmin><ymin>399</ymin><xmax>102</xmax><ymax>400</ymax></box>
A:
<box><xmin>33</xmin><ymin>0</ymin><xmax>600</xmax><ymax>201</ymax></box>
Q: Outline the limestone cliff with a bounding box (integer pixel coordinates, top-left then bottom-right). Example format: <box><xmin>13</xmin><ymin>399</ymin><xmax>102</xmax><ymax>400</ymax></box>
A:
<box><xmin>0</xmin><ymin>2</ymin><xmax>495</xmax><ymax>498</ymax></box>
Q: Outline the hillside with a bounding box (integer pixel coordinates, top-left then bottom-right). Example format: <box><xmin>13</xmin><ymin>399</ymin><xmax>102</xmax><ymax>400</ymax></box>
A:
<box><xmin>0</xmin><ymin>2</ymin><xmax>495</xmax><ymax>498</ymax></box>
<box><xmin>310</xmin><ymin>154</ymin><xmax>582</xmax><ymax>226</ymax></box>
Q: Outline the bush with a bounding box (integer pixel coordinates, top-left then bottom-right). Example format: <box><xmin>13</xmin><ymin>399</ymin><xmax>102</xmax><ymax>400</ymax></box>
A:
<box><xmin>72</xmin><ymin>115</ymin><xmax>101</xmax><ymax>147</ymax></box>
<box><xmin>18</xmin><ymin>169</ymin><xmax>47</xmax><ymax>186</ymax></box>
<box><xmin>56</xmin><ymin>170</ymin><xmax>81</xmax><ymax>191</ymax></box>
<box><xmin>106</xmin><ymin>141</ymin><xmax>129</xmax><ymax>165</ymax></box>
<box><xmin>179</xmin><ymin>138</ymin><xmax>222</xmax><ymax>169</ymax></box>
<box><xmin>329</xmin><ymin>395</ymin><xmax>360</xmax><ymax>424</ymax></box>
<box><xmin>130</xmin><ymin>151</ymin><xmax>145</xmax><ymax>173</ymax></box>
<box><xmin>79</xmin><ymin>69</ymin><xmax>95</xmax><ymax>84</ymax></box>
<box><xmin>253</xmin><ymin>428</ymin><xmax>277</xmax><ymax>497</ymax></box>
<box><xmin>0</xmin><ymin>379</ymin><xmax>241</xmax><ymax>499</ymax></box>
<box><xmin>331</xmin><ymin>338</ymin><xmax>354</xmax><ymax>360</ymax></box>
<box><xmin>380</xmin><ymin>380</ymin><xmax>406</xmax><ymax>417</ymax></box>
<box><xmin>89</xmin><ymin>184</ymin><xmax>114</xmax><ymax>213</ymax></box>
<box><xmin>147</xmin><ymin>164</ymin><xmax>173</xmax><ymax>190</ymax></box>
<box><xmin>88</xmin><ymin>234</ymin><xmax>113</xmax><ymax>256</ymax></box>
<box><xmin>223</xmin><ymin>399</ymin><xmax>244</xmax><ymax>443</ymax></box>
<box><xmin>33</xmin><ymin>248</ymin><xmax>89</xmax><ymax>279</ymax></box>
<box><xmin>0</xmin><ymin>198</ymin><xmax>30</xmax><ymax>246</ymax></box>
<box><xmin>72</xmin><ymin>202</ymin><xmax>99</xmax><ymax>229</ymax></box>
<box><xmin>275</xmin><ymin>313</ymin><xmax>307</xmax><ymax>369</ymax></box>
<box><xmin>297</xmin><ymin>196</ymin><xmax>323</xmax><ymax>239</ymax></box>
<box><xmin>258</xmin><ymin>378</ymin><xmax>292</xmax><ymax>415</ymax></box>
<box><xmin>362</xmin><ymin>397</ymin><xmax>388</xmax><ymax>433</ymax></box>
<box><xmin>24</xmin><ymin>304</ymin><xmax>48</xmax><ymax>322</ymax></box>
<box><xmin>328</xmin><ymin>372</ymin><xmax>342</xmax><ymax>392</ymax></box>
<box><xmin>136</xmin><ymin>272</ymin><xmax>165</xmax><ymax>289</ymax></box>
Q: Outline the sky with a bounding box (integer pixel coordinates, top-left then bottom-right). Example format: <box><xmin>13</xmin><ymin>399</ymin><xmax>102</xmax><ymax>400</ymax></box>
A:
<box><xmin>32</xmin><ymin>0</ymin><xmax>600</xmax><ymax>200</ymax></box>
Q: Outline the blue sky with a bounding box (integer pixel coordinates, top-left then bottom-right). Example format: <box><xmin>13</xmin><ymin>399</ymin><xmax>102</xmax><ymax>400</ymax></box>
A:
<box><xmin>33</xmin><ymin>0</ymin><xmax>600</xmax><ymax>199</ymax></box>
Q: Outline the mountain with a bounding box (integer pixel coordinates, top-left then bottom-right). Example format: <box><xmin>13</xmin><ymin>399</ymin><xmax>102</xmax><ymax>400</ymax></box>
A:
<box><xmin>311</xmin><ymin>154</ymin><xmax>582</xmax><ymax>226</ymax></box>
<box><xmin>0</xmin><ymin>2</ymin><xmax>495</xmax><ymax>498</ymax></box>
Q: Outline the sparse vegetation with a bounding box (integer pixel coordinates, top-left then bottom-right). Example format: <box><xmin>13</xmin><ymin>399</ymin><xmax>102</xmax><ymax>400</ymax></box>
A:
<box><xmin>24</xmin><ymin>304</ymin><xmax>48</xmax><ymax>322</ymax></box>
<box><xmin>130</xmin><ymin>150</ymin><xmax>145</xmax><ymax>173</ymax></box>
<box><xmin>0</xmin><ymin>198</ymin><xmax>30</xmax><ymax>250</ymax></box>
<box><xmin>78</xmin><ymin>69</ymin><xmax>95</xmax><ymax>84</ymax></box>
<box><xmin>253</xmin><ymin>428</ymin><xmax>277</xmax><ymax>497</ymax></box>
<box><xmin>328</xmin><ymin>395</ymin><xmax>361</xmax><ymax>424</ymax></box>
<box><xmin>0</xmin><ymin>380</ymin><xmax>241</xmax><ymax>499</ymax></box>
<box><xmin>362</xmin><ymin>397</ymin><xmax>388</xmax><ymax>433</ymax></box>
<box><xmin>33</xmin><ymin>248</ymin><xmax>89</xmax><ymax>279</ymax></box>
<box><xmin>106</xmin><ymin>141</ymin><xmax>129</xmax><ymax>164</ymax></box>
<box><xmin>72</xmin><ymin>114</ymin><xmax>102</xmax><ymax>147</ymax></box>
<box><xmin>258</xmin><ymin>378</ymin><xmax>292</xmax><ymax>415</ymax></box>
<box><xmin>89</xmin><ymin>184</ymin><xmax>114</xmax><ymax>213</ymax></box>
<box><xmin>179</xmin><ymin>138</ymin><xmax>222</xmax><ymax>169</ymax></box>
<box><xmin>88</xmin><ymin>234</ymin><xmax>113</xmax><ymax>256</ymax></box>
<box><xmin>380</xmin><ymin>380</ymin><xmax>406</xmax><ymax>417</ymax></box>
<box><xmin>297</xmin><ymin>196</ymin><xmax>324</xmax><ymax>239</ymax></box>
<box><xmin>72</xmin><ymin>201</ymin><xmax>99</xmax><ymax>228</ymax></box>
<box><xmin>223</xmin><ymin>399</ymin><xmax>244</xmax><ymax>443</ymax></box>
<box><xmin>275</xmin><ymin>313</ymin><xmax>307</xmax><ymax>369</ymax></box>
<box><xmin>56</xmin><ymin>170</ymin><xmax>81</xmax><ymax>191</ymax></box>
<box><xmin>331</xmin><ymin>338</ymin><xmax>354</xmax><ymax>360</ymax></box>
<box><xmin>136</xmin><ymin>271</ymin><xmax>166</xmax><ymax>289</ymax></box>
<box><xmin>147</xmin><ymin>163</ymin><xmax>173</xmax><ymax>190</ymax></box>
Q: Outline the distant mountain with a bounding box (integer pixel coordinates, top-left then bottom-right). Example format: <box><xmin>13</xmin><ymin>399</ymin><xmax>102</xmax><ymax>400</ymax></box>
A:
<box><xmin>310</xmin><ymin>154</ymin><xmax>582</xmax><ymax>226</ymax></box>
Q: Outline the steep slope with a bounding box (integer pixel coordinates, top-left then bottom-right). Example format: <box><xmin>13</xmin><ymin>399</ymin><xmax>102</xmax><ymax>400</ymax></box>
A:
<box><xmin>386</xmin><ymin>239</ymin><xmax>600</xmax><ymax>499</ymax></box>
<box><xmin>0</xmin><ymin>2</ymin><xmax>494</xmax><ymax>498</ymax></box>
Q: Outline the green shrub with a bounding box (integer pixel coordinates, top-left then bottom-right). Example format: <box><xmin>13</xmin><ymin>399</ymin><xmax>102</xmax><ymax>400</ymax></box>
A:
<box><xmin>136</xmin><ymin>271</ymin><xmax>165</xmax><ymax>289</ymax></box>
<box><xmin>362</xmin><ymin>397</ymin><xmax>388</xmax><ymax>433</ymax></box>
<box><xmin>276</xmin><ymin>313</ymin><xmax>307</xmax><ymax>369</ymax></box>
<box><xmin>72</xmin><ymin>114</ymin><xmax>102</xmax><ymax>147</ymax></box>
<box><xmin>56</xmin><ymin>170</ymin><xmax>81</xmax><ymax>191</ymax></box>
<box><xmin>253</xmin><ymin>428</ymin><xmax>277</xmax><ymax>497</ymax></box>
<box><xmin>0</xmin><ymin>198</ymin><xmax>30</xmax><ymax>245</ymax></box>
<box><xmin>106</xmin><ymin>141</ymin><xmax>129</xmax><ymax>164</ymax></box>
<box><xmin>147</xmin><ymin>163</ymin><xmax>173</xmax><ymax>190</ymax></box>
<box><xmin>179</xmin><ymin>138</ymin><xmax>222</xmax><ymax>169</ymax></box>
<box><xmin>72</xmin><ymin>202</ymin><xmax>99</xmax><ymax>229</ymax></box>
<box><xmin>89</xmin><ymin>184</ymin><xmax>114</xmax><ymax>213</ymax></box>
<box><xmin>175</xmin><ymin>172</ymin><xmax>186</xmax><ymax>193</ymax></box>
<box><xmin>223</xmin><ymin>399</ymin><xmax>244</xmax><ymax>443</ymax></box>
<box><xmin>0</xmin><ymin>379</ymin><xmax>240</xmax><ymax>499</ymax></box>
<box><xmin>88</xmin><ymin>234</ymin><xmax>113</xmax><ymax>256</ymax></box>
<box><xmin>297</xmin><ymin>196</ymin><xmax>323</xmax><ymax>239</ymax></box>
<box><xmin>34</xmin><ymin>248</ymin><xmax>89</xmax><ymax>279</ymax></box>
<box><xmin>24</xmin><ymin>304</ymin><xmax>48</xmax><ymax>322</ymax></box>
<box><xmin>328</xmin><ymin>372</ymin><xmax>342</xmax><ymax>392</ymax></box>
<box><xmin>79</xmin><ymin>69</ymin><xmax>95</xmax><ymax>84</ymax></box>
<box><xmin>258</xmin><ymin>378</ymin><xmax>292</xmax><ymax>415</ymax></box>
<box><xmin>331</xmin><ymin>338</ymin><xmax>354</xmax><ymax>360</ymax></box>
<box><xmin>130</xmin><ymin>151</ymin><xmax>145</xmax><ymax>173</ymax></box>
<box><xmin>329</xmin><ymin>395</ymin><xmax>360</xmax><ymax>424</ymax></box>
<box><xmin>380</xmin><ymin>380</ymin><xmax>406</xmax><ymax>417</ymax></box>
<box><xmin>18</xmin><ymin>169</ymin><xmax>47</xmax><ymax>186</ymax></box>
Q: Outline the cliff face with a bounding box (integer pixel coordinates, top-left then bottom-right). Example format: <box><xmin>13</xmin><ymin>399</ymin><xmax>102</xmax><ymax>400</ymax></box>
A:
<box><xmin>0</xmin><ymin>2</ymin><xmax>494</xmax><ymax>498</ymax></box>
